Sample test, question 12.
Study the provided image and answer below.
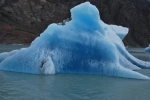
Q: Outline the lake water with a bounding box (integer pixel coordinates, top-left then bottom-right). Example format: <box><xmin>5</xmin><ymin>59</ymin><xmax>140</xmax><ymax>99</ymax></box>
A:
<box><xmin>0</xmin><ymin>45</ymin><xmax>150</xmax><ymax>100</ymax></box>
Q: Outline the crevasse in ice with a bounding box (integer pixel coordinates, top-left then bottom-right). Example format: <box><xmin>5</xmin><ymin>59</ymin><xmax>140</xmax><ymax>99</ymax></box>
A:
<box><xmin>0</xmin><ymin>2</ymin><xmax>150</xmax><ymax>79</ymax></box>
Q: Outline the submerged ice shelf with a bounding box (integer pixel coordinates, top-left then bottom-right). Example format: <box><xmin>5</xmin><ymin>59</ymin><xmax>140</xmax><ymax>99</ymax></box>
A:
<box><xmin>0</xmin><ymin>2</ymin><xmax>150</xmax><ymax>80</ymax></box>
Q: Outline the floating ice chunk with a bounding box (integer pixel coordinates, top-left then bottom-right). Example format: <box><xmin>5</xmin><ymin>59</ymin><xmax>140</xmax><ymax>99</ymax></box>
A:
<box><xmin>0</xmin><ymin>2</ymin><xmax>150</xmax><ymax>79</ymax></box>
<box><xmin>145</xmin><ymin>45</ymin><xmax>150</xmax><ymax>53</ymax></box>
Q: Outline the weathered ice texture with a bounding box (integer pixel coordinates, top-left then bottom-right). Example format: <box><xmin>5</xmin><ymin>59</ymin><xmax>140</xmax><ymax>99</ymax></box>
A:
<box><xmin>0</xmin><ymin>0</ymin><xmax>150</xmax><ymax>47</ymax></box>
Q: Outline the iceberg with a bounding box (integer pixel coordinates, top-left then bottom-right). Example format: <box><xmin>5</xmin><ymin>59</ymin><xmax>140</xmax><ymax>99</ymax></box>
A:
<box><xmin>0</xmin><ymin>2</ymin><xmax>150</xmax><ymax>79</ymax></box>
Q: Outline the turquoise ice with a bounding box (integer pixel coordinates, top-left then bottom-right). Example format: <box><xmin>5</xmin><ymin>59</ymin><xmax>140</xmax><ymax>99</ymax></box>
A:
<box><xmin>0</xmin><ymin>2</ymin><xmax>150</xmax><ymax>79</ymax></box>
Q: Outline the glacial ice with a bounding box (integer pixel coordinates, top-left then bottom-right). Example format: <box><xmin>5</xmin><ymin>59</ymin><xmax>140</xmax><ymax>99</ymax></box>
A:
<box><xmin>0</xmin><ymin>2</ymin><xmax>150</xmax><ymax>79</ymax></box>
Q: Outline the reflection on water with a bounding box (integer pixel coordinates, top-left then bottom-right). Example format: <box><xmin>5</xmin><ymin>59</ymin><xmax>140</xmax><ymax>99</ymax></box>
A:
<box><xmin>0</xmin><ymin>45</ymin><xmax>150</xmax><ymax>100</ymax></box>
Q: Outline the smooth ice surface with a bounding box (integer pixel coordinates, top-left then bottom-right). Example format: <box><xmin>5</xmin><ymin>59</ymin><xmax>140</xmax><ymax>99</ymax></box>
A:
<box><xmin>0</xmin><ymin>2</ymin><xmax>150</xmax><ymax>79</ymax></box>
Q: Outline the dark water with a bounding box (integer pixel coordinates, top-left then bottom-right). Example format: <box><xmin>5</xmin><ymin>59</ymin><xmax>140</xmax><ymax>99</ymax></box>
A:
<box><xmin>127</xmin><ymin>48</ymin><xmax>150</xmax><ymax>61</ymax></box>
<box><xmin>0</xmin><ymin>44</ymin><xmax>29</xmax><ymax>53</ymax></box>
<box><xmin>0</xmin><ymin>45</ymin><xmax>150</xmax><ymax>100</ymax></box>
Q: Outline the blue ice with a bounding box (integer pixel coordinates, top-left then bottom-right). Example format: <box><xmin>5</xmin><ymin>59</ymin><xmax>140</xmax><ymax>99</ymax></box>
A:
<box><xmin>0</xmin><ymin>2</ymin><xmax>150</xmax><ymax>79</ymax></box>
